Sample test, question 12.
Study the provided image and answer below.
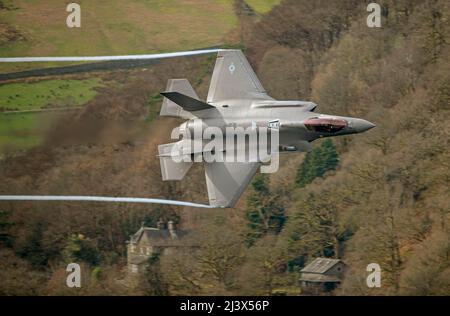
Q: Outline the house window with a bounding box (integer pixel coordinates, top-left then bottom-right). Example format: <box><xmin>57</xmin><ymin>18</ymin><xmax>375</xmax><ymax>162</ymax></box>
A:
<box><xmin>131</xmin><ymin>264</ymin><xmax>138</xmax><ymax>273</ymax></box>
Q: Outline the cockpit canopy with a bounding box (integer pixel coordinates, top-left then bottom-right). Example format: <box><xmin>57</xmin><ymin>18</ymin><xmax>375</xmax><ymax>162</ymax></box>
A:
<box><xmin>304</xmin><ymin>117</ymin><xmax>347</xmax><ymax>133</ymax></box>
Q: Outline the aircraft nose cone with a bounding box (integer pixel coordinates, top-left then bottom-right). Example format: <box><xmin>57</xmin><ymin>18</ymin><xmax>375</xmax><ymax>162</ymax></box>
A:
<box><xmin>352</xmin><ymin>119</ymin><xmax>376</xmax><ymax>133</ymax></box>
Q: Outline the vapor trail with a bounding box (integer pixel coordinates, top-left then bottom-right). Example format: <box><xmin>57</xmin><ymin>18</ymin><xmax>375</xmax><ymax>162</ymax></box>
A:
<box><xmin>0</xmin><ymin>49</ymin><xmax>222</xmax><ymax>62</ymax></box>
<box><xmin>0</xmin><ymin>195</ymin><xmax>214</xmax><ymax>208</ymax></box>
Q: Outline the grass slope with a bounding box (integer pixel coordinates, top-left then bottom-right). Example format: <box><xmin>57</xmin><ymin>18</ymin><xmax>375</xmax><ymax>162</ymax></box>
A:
<box><xmin>0</xmin><ymin>78</ymin><xmax>103</xmax><ymax>111</ymax></box>
<box><xmin>0</xmin><ymin>112</ymin><xmax>52</xmax><ymax>151</ymax></box>
<box><xmin>245</xmin><ymin>0</ymin><xmax>281</xmax><ymax>14</ymax></box>
<box><xmin>0</xmin><ymin>0</ymin><xmax>238</xmax><ymax>72</ymax></box>
<box><xmin>0</xmin><ymin>78</ymin><xmax>103</xmax><ymax>151</ymax></box>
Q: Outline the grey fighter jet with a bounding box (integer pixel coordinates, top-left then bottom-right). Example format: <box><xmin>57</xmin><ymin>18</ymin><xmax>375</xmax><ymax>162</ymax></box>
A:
<box><xmin>158</xmin><ymin>50</ymin><xmax>375</xmax><ymax>208</ymax></box>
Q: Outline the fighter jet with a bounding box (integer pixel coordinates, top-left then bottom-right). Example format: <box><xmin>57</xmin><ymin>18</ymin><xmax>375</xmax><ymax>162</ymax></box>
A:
<box><xmin>158</xmin><ymin>49</ymin><xmax>375</xmax><ymax>208</ymax></box>
<box><xmin>0</xmin><ymin>48</ymin><xmax>374</xmax><ymax>208</ymax></box>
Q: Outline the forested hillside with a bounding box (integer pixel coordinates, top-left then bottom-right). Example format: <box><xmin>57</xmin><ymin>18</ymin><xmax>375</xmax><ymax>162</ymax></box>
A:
<box><xmin>244</xmin><ymin>0</ymin><xmax>450</xmax><ymax>295</ymax></box>
<box><xmin>0</xmin><ymin>0</ymin><xmax>449</xmax><ymax>295</ymax></box>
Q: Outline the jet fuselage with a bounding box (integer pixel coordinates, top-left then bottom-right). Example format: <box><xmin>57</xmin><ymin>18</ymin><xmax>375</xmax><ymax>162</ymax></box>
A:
<box><xmin>185</xmin><ymin>99</ymin><xmax>375</xmax><ymax>153</ymax></box>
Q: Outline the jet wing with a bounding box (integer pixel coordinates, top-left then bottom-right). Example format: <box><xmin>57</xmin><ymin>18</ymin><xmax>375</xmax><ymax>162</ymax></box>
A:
<box><xmin>205</xmin><ymin>161</ymin><xmax>260</xmax><ymax>208</ymax></box>
<box><xmin>207</xmin><ymin>50</ymin><xmax>272</xmax><ymax>103</ymax></box>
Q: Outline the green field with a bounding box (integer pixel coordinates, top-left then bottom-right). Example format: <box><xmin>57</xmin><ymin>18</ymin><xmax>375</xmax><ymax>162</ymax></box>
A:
<box><xmin>0</xmin><ymin>0</ymin><xmax>284</xmax><ymax>72</ymax></box>
<box><xmin>0</xmin><ymin>0</ymin><xmax>281</xmax><ymax>152</ymax></box>
<box><xmin>245</xmin><ymin>0</ymin><xmax>281</xmax><ymax>14</ymax></box>
<box><xmin>0</xmin><ymin>78</ymin><xmax>103</xmax><ymax>151</ymax></box>
<box><xmin>0</xmin><ymin>78</ymin><xmax>103</xmax><ymax>111</ymax></box>
<box><xmin>0</xmin><ymin>112</ymin><xmax>49</xmax><ymax>151</ymax></box>
<box><xmin>0</xmin><ymin>0</ymin><xmax>239</xmax><ymax>72</ymax></box>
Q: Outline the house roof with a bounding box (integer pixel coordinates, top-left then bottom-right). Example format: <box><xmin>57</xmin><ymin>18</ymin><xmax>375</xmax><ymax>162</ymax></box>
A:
<box><xmin>300</xmin><ymin>257</ymin><xmax>342</xmax><ymax>274</ymax></box>
<box><xmin>130</xmin><ymin>226</ymin><xmax>189</xmax><ymax>247</ymax></box>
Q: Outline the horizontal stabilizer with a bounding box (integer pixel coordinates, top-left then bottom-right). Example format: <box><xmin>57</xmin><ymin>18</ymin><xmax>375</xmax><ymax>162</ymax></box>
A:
<box><xmin>158</xmin><ymin>142</ymin><xmax>193</xmax><ymax>181</ymax></box>
<box><xmin>160</xmin><ymin>92</ymin><xmax>214</xmax><ymax>112</ymax></box>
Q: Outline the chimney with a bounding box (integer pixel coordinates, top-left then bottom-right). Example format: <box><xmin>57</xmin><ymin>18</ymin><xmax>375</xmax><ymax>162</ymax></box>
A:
<box><xmin>168</xmin><ymin>220</ymin><xmax>178</xmax><ymax>239</ymax></box>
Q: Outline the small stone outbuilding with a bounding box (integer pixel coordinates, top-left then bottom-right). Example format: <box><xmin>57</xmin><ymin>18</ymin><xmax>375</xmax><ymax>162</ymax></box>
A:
<box><xmin>299</xmin><ymin>257</ymin><xmax>345</xmax><ymax>294</ymax></box>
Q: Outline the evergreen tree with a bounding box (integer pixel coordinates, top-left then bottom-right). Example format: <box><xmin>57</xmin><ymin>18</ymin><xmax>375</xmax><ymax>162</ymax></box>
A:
<box><xmin>245</xmin><ymin>174</ymin><xmax>285</xmax><ymax>246</ymax></box>
<box><xmin>17</xmin><ymin>223</ymin><xmax>48</xmax><ymax>267</ymax></box>
<box><xmin>320</xmin><ymin>139</ymin><xmax>339</xmax><ymax>175</ymax></box>
<box><xmin>62</xmin><ymin>234</ymin><xmax>101</xmax><ymax>266</ymax></box>
<box><xmin>295</xmin><ymin>139</ymin><xmax>339</xmax><ymax>187</ymax></box>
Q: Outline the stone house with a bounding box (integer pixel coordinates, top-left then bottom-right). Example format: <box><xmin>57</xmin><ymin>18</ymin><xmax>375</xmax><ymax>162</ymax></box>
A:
<box><xmin>126</xmin><ymin>220</ymin><xmax>188</xmax><ymax>274</ymax></box>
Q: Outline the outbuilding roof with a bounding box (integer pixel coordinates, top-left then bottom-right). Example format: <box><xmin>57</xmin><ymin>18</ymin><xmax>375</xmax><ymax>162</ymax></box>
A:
<box><xmin>300</xmin><ymin>257</ymin><xmax>342</xmax><ymax>274</ymax></box>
